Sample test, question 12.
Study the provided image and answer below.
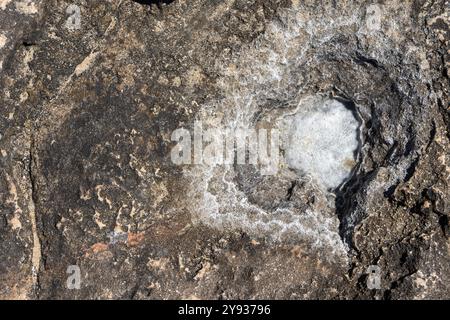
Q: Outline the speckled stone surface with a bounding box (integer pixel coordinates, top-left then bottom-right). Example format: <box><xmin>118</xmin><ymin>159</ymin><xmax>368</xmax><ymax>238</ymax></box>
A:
<box><xmin>0</xmin><ymin>0</ymin><xmax>448</xmax><ymax>299</ymax></box>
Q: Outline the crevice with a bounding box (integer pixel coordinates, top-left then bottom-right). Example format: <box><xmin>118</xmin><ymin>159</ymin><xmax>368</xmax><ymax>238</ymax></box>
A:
<box><xmin>22</xmin><ymin>41</ymin><xmax>36</xmax><ymax>47</ymax></box>
<box><xmin>383</xmin><ymin>269</ymin><xmax>418</xmax><ymax>300</ymax></box>
<box><xmin>353</xmin><ymin>52</ymin><xmax>383</xmax><ymax>69</ymax></box>
<box><xmin>403</xmin><ymin>157</ymin><xmax>419</xmax><ymax>183</ymax></box>
<box><xmin>403</xmin><ymin>126</ymin><xmax>416</xmax><ymax>157</ymax></box>
<box><xmin>132</xmin><ymin>0</ymin><xmax>175</xmax><ymax>7</ymax></box>
<box><xmin>332</xmin><ymin>96</ymin><xmax>367</xmax><ymax>249</ymax></box>
<box><xmin>425</xmin><ymin>121</ymin><xmax>436</xmax><ymax>151</ymax></box>
<box><xmin>285</xmin><ymin>180</ymin><xmax>296</xmax><ymax>201</ymax></box>
<box><xmin>438</xmin><ymin>215</ymin><xmax>449</xmax><ymax>238</ymax></box>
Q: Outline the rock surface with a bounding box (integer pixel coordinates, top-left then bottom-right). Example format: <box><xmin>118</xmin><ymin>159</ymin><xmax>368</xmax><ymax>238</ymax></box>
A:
<box><xmin>0</xmin><ymin>0</ymin><xmax>448</xmax><ymax>299</ymax></box>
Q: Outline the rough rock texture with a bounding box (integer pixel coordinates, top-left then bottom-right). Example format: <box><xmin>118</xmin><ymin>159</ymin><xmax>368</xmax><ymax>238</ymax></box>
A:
<box><xmin>0</xmin><ymin>0</ymin><xmax>448</xmax><ymax>299</ymax></box>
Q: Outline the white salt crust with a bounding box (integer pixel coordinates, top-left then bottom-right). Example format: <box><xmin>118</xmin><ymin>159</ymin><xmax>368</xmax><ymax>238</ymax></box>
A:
<box><xmin>284</xmin><ymin>98</ymin><xmax>359</xmax><ymax>190</ymax></box>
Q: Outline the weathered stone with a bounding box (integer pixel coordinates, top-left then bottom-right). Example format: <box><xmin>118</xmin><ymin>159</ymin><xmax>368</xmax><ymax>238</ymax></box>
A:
<box><xmin>0</xmin><ymin>0</ymin><xmax>448</xmax><ymax>299</ymax></box>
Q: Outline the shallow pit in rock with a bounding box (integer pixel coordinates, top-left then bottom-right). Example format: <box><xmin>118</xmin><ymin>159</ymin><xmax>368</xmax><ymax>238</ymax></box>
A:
<box><xmin>283</xmin><ymin>97</ymin><xmax>361</xmax><ymax>190</ymax></box>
